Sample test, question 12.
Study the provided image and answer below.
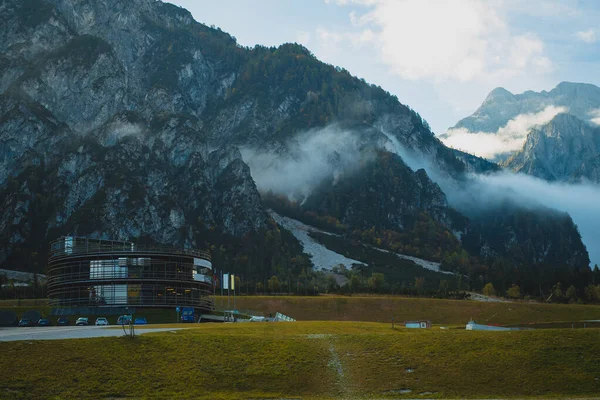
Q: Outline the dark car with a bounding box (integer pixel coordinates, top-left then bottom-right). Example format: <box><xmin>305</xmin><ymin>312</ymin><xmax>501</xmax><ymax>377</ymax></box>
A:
<box><xmin>37</xmin><ymin>318</ymin><xmax>51</xmax><ymax>326</ymax></box>
<box><xmin>57</xmin><ymin>317</ymin><xmax>70</xmax><ymax>326</ymax></box>
<box><xmin>75</xmin><ymin>317</ymin><xmax>89</xmax><ymax>326</ymax></box>
<box><xmin>134</xmin><ymin>317</ymin><xmax>147</xmax><ymax>325</ymax></box>
<box><xmin>18</xmin><ymin>318</ymin><xmax>34</xmax><ymax>327</ymax></box>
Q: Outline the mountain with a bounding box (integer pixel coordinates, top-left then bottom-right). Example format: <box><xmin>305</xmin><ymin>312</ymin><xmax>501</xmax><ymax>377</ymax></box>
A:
<box><xmin>0</xmin><ymin>0</ymin><xmax>592</xmax><ymax>294</ymax></box>
<box><xmin>453</xmin><ymin>82</ymin><xmax>600</xmax><ymax>133</ymax></box>
<box><xmin>504</xmin><ymin>113</ymin><xmax>600</xmax><ymax>183</ymax></box>
<box><xmin>303</xmin><ymin>150</ymin><xmax>466</xmax><ymax>232</ymax></box>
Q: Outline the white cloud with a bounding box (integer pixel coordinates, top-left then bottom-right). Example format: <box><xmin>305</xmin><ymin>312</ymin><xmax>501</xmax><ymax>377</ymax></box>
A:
<box><xmin>321</xmin><ymin>0</ymin><xmax>553</xmax><ymax>82</ymax></box>
<box><xmin>575</xmin><ymin>29</ymin><xmax>597</xmax><ymax>43</ymax></box>
<box><xmin>383</xmin><ymin>128</ymin><xmax>600</xmax><ymax>268</ymax></box>
<box><xmin>503</xmin><ymin>0</ymin><xmax>582</xmax><ymax>18</ymax></box>
<box><xmin>441</xmin><ymin>105</ymin><xmax>568</xmax><ymax>159</ymax></box>
<box><xmin>315</xmin><ymin>27</ymin><xmax>375</xmax><ymax>58</ymax></box>
<box><xmin>325</xmin><ymin>0</ymin><xmax>377</xmax><ymax>5</ymax></box>
<box><xmin>241</xmin><ymin>125</ymin><xmax>377</xmax><ymax>202</ymax></box>
<box><xmin>462</xmin><ymin>172</ymin><xmax>600</xmax><ymax>267</ymax></box>
<box><xmin>589</xmin><ymin>109</ymin><xmax>600</xmax><ymax>125</ymax></box>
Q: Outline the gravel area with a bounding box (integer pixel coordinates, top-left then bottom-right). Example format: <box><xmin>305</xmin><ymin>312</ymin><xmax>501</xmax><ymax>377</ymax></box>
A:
<box><xmin>270</xmin><ymin>210</ymin><xmax>453</xmax><ymax>277</ymax></box>
<box><xmin>370</xmin><ymin>246</ymin><xmax>453</xmax><ymax>275</ymax></box>
<box><xmin>269</xmin><ymin>211</ymin><xmax>365</xmax><ymax>271</ymax></box>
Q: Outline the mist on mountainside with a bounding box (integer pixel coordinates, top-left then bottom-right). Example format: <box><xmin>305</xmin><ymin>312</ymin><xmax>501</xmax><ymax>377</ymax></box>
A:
<box><xmin>387</xmin><ymin>138</ymin><xmax>599</xmax><ymax>268</ymax></box>
<box><xmin>455</xmin><ymin>172</ymin><xmax>600</xmax><ymax>267</ymax></box>
<box><xmin>241</xmin><ymin>123</ymin><xmax>598</xmax><ymax>268</ymax></box>
<box><xmin>590</xmin><ymin>108</ymin><xmax>600</xmax><ymax>125</ymax></box>
<box><xmin>502</xmin><ymin>113</ymin><xmax>600</xmax><ymax>183</ymax></box>
<box><xmin>441</xmin><ymin>105</ymin><xmax>568</xmax><ymax>160</ymax></box>
<box><xmin>241</xmin><ymin>124</ymin><xmax>391</xmax><ymax>202</ymax></box>
<box><xmin>443</xmin><ymin>82</ymin><xmax>600</xmax><ymax>162</ymax></box>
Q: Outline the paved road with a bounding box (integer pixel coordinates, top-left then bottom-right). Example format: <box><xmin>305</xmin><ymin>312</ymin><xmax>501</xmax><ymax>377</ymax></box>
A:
<box><xmin>0</xmin><ymin>326</ymin><xmax>182</xmax><ymax>342</ymax></box>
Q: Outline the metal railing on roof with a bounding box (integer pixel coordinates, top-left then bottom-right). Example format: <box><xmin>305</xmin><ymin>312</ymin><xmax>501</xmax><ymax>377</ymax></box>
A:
<box><xmin>49</xmin><ymin>237</ymin><xmax>211</xmax><ymax>261</ymax></box>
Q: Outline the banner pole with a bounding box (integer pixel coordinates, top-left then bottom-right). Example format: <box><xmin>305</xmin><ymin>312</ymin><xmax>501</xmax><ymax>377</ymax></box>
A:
<box><xmin>221</xmin><ymin>270</ymin><xmax>224</xmax><ymax>309</ymax></box>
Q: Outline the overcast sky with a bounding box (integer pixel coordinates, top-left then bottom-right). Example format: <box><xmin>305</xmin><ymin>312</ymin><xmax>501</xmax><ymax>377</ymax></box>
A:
<box><xmin>168</xmin><ymin>0</ymin><xmax>600</xmax><ymax>135</ymax></box>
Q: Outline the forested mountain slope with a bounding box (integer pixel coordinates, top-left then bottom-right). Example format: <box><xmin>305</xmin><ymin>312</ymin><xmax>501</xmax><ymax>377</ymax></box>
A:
<box><xmin>0</xmin><ymin>0</ymin><xmax>591</xmax><ymax>295</ymax></box>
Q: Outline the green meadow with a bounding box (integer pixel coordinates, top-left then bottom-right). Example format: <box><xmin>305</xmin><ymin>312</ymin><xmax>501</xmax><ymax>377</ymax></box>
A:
<box><xmin>1</xmin><ymin>321</ymin><xmax>600</xmax><ymax>399</ymax></box>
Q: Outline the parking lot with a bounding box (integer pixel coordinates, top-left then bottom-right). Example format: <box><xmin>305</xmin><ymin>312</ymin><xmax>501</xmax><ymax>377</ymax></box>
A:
<box><xmin>0</xmin><ymin>325</ymin><xmax>182</xmax><ymax>342</ymax></box>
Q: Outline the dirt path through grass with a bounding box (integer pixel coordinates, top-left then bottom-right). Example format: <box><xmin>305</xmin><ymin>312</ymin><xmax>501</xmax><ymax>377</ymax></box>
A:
<box><xmin>307</xmin><ymin>333</ymin><xmax>354</xmax><ymax>398</ymax></box>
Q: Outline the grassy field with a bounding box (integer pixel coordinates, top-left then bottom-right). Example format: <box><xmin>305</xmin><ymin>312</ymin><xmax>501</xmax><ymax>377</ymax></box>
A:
<box><xmin>3</xmin><ymin>296</ymin><xmax>600</xmax><ymax>325</ymax></box>
<box><xmin>1</xmin><ymin>321</ymin><xmax>599</xmax><ymax>399</ymax></box>
<box><xmin>221</xmin><ymin>295</ymin><xmax>600</xmax><ymax>325</ymax></box>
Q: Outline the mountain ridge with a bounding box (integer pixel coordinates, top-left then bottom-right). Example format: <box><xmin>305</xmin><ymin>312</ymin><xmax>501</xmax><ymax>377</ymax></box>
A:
<box><xmin>0</xmin><ymin>0</ymin><xmax>592</xmax><ymax>296</ymax></box>
<box><xmin>452</xmin><ymin>81</ymin><xmax>600</xmax><ymax>134</ymax></box>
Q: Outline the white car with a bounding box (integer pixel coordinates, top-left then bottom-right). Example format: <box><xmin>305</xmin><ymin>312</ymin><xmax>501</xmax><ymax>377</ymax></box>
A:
<box><xmin>95</xmin><ymin>317</ymin><xmax>109</xmax><ymax>326</ymax></box>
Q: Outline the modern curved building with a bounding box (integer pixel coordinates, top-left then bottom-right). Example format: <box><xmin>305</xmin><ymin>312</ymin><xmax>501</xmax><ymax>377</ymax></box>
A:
<box><xmin>47</xmin><ymin>237</ymin><xmax>213</xmax><ymax>312</ymax></box>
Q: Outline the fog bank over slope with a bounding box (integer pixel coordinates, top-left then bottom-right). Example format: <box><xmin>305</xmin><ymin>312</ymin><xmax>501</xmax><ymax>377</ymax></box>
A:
<box><xmin>443</xmin><ymin>82</ymin><xmax>600</xmax><ymax>161</ymax></box>
<box><xmin>441</xmin><ymin>105</ymin><xmax>568</xmax><ymax>160</ymax></box>
<box><xmin>372</xmin><ymin>136</ymin><xmax>598</xmax><ymax>267</ymax></box>
<box><xmin>454</xmin><ymin>172</ymin><xmax>600</xmax><ymax>267</ymax></box>
<box><xmin>241</xmin><ymin>121</ymin><xmax>597</xmax><ymax>267</ymax></box>
<box><xmin>241</xmin><ymin>124</ymin><xmax>391</xmax><ymax>202</ymax></box>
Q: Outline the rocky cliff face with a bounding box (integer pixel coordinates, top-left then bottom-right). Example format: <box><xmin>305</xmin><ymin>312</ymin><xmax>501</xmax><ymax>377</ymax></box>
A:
<box><xmin>504</xmin><ymin>114</ymin><xmax>600</xmax><ymax>183</ymax></box>
<box><xmin>0</xmin><ymin>133</ymin><xmax>268</xmax><ymax>265</ymax></box>
<box><xmin>0</xmin><ymin>0</ymin><xmax>272</xmax><ymax>269</ymax></box>
<box><xmin>0</xmin><ymin>0</ymin><xmax>590</xmax><ymax>280</ymax></box>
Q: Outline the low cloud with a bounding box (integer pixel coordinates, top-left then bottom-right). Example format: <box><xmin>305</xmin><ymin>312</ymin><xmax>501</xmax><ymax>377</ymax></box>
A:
<box><xmin>575</xmin><ymin>29</ymin><xmax>597</xmax><ymax>44</ymax></box>
<box><xmin>441</xmin><ymin>105</ymin><xmax>568</xmax><ymax>159</ymax></box>
<box><xmin>241</xmin><ymin>125</ymin><xmax>382</xmax><ymax>202</ymax></box>
<box><xmin>240</xmin><ymin>122</ymin><xmax>599</xmax><ymax>267</ymax></box>
<box><xmin>98</xmin><ymin>122</ymin><xmax>143</xmax><ymax>147</ymax></box>
<box><xmin>449</xmin><ymin>171</ymin><xmax>600</xmax><ymax>267</ymax></box>
<box><xmin>382</xmin><ymin>135</ymin><xmax>600</xmax><ymax>267</ymax></box>
<box><xmin>589</xmin><ymin>108</ymin><xmax>600</xmax><ymax>125</ymax></box>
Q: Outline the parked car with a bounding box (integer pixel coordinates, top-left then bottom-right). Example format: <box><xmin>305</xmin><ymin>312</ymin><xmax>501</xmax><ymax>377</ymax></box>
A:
<box><xmin>116</xmin><ymin>315</ymin><xmax>132</xmax><ymax>325</ymax></box>
<box><xmin>18</xmin><ymin>318</ymin><xmax>34</xmax><ymax>327</ymax></box>
<box><xmin>37</xmin><ymin>318</ymin><xmax>51</xmax><ymax>326</ymax></box>
<box><xmin>180</xmin><ymin>307</ymin><xmax>195</xmax><ymax>323</ymax></box>
<box><xmin>57</xmin><ymin>317</ymin><xmax>70</xmax><ymax>326</ymax></box>
<box><xmin>75</xmin><ymin>317</ymin><xmax>89</xmax><ymax>326</ymax></box>
<box><xmin>134</xmin><ymin>317</ymin><xmax>147</xmax><ymax>325</ymax></box>
<box><xmin>95</xmin><ymin>317</ymin><xmax>109</xmax><ymax>326</ymax></box>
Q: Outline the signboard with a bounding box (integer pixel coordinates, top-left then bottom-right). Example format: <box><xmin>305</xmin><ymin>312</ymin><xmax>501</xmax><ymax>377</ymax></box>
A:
<box><xmin>223</xmin><ymin>273</ymin><xmax>229</xmax><ymax>290</ymax></box>
<box><xmin>128</xmin><ymin>284</ymin><xmax>141</xmax><ymax>305</ymax></box>
<box><xmin>230</xmin><ymin>274</ymin><xmax>235</xmax><ymax>290</ymax></box>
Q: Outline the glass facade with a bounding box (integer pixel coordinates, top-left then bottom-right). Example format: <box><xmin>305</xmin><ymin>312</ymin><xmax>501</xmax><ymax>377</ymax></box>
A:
<box><xmin>48</xmin><ymin>237</ymin><xmax>213</xmax><ymax>311</ymax></box>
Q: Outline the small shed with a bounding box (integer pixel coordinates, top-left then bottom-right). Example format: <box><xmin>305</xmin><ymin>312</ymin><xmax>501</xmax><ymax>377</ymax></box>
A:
<box><xmin>405</xmin><ymin>320</ymin><xmax>431</xmax><ymax>329</ymax></box>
